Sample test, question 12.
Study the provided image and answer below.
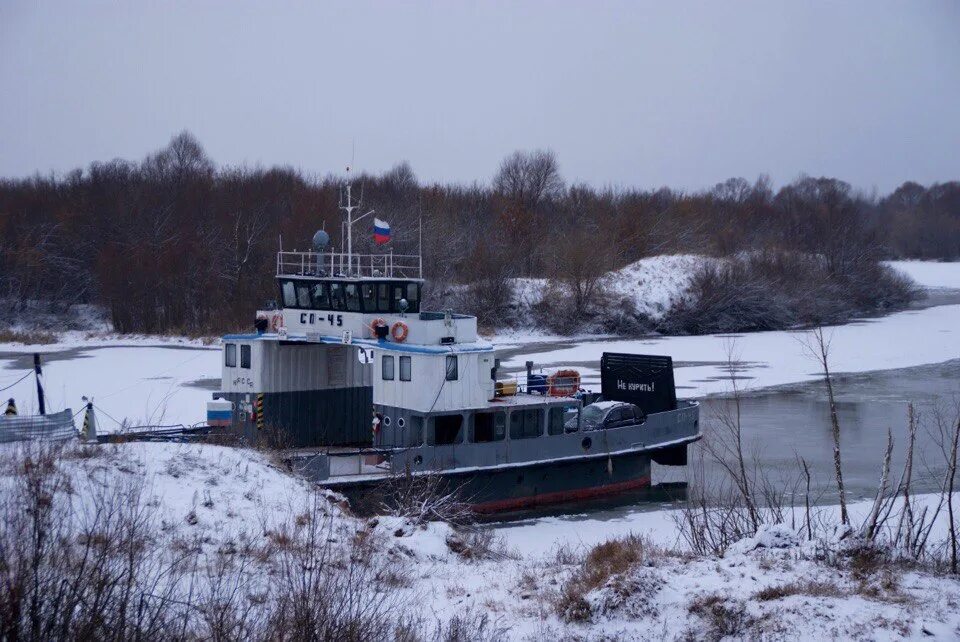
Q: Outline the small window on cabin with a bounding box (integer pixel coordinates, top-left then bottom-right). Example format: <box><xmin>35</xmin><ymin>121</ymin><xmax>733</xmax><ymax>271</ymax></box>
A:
<box><xmin>345</xmin><ymin>283</ymin><xmax>361</xmax><ymax>312</ymax></box>
<box><xmin>510</xmin><ymin>408</ymin><xmax>543</xmax><ymax>440</ymax></box>
<box><xmin>281</xmin><ymin>281</ymin><xmax>297</xmax><ymax>308</ymax></box>
<box><xmin>399</xmin><ymin>356</ymin><xmax>412</xmax><ymax>381</ymax></box>
<box><xmin>548</xmin><ymin>407</ymin><xmax>566</xmax><ymax>436</ymax></box>
<box><xmin>471</xmin><ymin>412</ymin><xmax>505</xmax><ymax>443</ymax></box>
<box><xmin>429</xmin><ymin>414</ymin><xmax>464</xmax><ymax>445</ymax></box>
<box><xmin>406</xmin><ymin>283</ymin><xmax>420</xmax><ymax>312</ymax></box>
<box><xmin>224</xmin><ymin>343</ymin><xmax>237</xmax><ymax>367</ymax></box>
<box><xmin>240</xmin><ymin>344</ymin><xmax>251</xmax><ymax>369</ymax></box>
<box><xmin>445</xmin><ymin>355</ymin><xmax>458</xmax><ymax>381</ymax></box>
<box><xmin>409</xmin><ymin>416</ymin><xmax>424</xmax><ymax>446</ymax></box>
<box><xmin>382</xmin><ymin>355</ymin><xmax>395</xmax><ymax>380</ymax></box>
<box><xmin>377</xmin><ymin>283</ymin><xmax>391</xmax><ymax>312</ymax></box>
<box><xmin>296</xmin><ymin>283</ymin><xmax>311</xmax><ymax>308</ymax></box>
<box><xmin>329</xmin><ymin>282</ymin><xmax>346</xmax><ymax>310</ymax></box>
<box><xmin>311</xmin><ymin>282</ymin><xmax>330</xmax><ymax>309</ymax></box>
<box><xmin>361</xmin><ymin>283</ymin><xmax>376</xmax><ymax>312</ymax></box>
<box><xmin>393</xmin><ymin>284</ymin><xmax>405</xmax><ymax>310</ymax></box>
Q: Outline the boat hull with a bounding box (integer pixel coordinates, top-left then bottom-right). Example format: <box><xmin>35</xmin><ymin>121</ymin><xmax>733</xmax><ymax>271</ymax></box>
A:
<box><xmin>327</xmin><ymin>448</ymin><xmax>656</xmax><ymax>515</ymax></box>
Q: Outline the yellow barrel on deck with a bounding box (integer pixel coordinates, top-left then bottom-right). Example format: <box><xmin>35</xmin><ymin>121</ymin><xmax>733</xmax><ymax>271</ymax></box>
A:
<box><xmin>495</xmin><ymin>380</ymin><xmax>518</xmax><ymax>397</ymax></box>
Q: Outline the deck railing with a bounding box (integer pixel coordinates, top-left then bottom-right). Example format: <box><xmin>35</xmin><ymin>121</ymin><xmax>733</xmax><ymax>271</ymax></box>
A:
<box><xmin>277</xmin><ymin>251</ymin><xmax>422</xmax><ymax>279</ymax></box>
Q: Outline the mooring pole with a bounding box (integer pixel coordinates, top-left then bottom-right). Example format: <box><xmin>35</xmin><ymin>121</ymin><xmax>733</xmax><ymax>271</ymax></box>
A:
<box><xmin>33</xmin><ymin>353</ymin><xmax>46</xmax><ymax>415</ymax></box>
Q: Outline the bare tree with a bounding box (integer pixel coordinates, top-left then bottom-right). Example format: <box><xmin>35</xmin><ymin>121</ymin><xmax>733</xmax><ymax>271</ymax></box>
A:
<box><xmin>803</xmin><ymin>327</ymin><xmax>849</xmax><ymax>525</ymax></box>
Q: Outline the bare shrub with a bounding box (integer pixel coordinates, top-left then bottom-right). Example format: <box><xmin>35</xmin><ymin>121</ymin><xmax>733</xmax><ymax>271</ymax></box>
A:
<box><xmin>378</xmin><ymin>472</ymin><xmax>475</xmax><ymax>526</ymax></box>
<box><xmin>555</xmin><ymin>534</ymin><xmax>659</xmax><ymax>622</ymax></box>
<box><xmin>0</xmin><ymin>442</ymin><xmax>192</xmax><ymax>641</ymax></box>
<box><xmin>686</xmin><ymin>594</ymin><xmax>751</xmax><ymax>641</ymax></box>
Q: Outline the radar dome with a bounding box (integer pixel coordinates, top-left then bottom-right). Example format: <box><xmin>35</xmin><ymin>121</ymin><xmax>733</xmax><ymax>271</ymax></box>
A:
<box><xmin>312</xmin><ymin>230</ymin><xmax>331</xmax><ymax>252</ymax></box>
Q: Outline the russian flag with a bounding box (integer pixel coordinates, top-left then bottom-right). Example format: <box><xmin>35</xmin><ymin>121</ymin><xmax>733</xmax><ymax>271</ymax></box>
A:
<box><xmin>374</xmin><ymin>218</ymin><xmax>391</xmax><ymax>245</ymax></box>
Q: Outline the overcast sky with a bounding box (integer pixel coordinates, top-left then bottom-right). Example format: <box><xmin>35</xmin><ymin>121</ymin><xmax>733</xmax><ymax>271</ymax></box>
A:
<box><xmin>2</xmin><ymin>1</ymin><xmax>958</xmax><ymax>192</ymax></box>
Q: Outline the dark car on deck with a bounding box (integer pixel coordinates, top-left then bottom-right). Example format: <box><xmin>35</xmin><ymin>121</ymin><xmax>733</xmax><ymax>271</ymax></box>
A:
<box><xmin>565</xmin><ymin>401</ymin><xmax>647</xmax><ymax>432</ymax></box>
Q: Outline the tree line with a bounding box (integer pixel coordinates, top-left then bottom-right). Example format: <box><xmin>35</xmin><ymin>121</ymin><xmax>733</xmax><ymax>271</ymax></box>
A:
<box><xmin>1</xmin><ymin>132</ymin><xmax>957</xmax><ymax>334</ymax></box>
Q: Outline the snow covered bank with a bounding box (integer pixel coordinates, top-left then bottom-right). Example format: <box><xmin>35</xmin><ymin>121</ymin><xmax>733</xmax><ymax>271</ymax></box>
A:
<box><xmin>500</xmin><ymin>301</ymin><xmax>960</xmax><ymax>397</ymax></box>
<box><xmin>3</xmin><ymin>440</ymin><xmax>957</xmax><ymax>640</ymax></box>
<box><xmin>885</xmin><ymin>260</ymin><xmax>960</xmax><ymax>290</ymax></box>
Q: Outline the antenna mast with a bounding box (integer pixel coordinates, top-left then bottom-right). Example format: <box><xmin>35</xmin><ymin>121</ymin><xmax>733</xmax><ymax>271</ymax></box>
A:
<box><xmin>340</xmin><ymin>163</ymin><xmax>375</xmax><ymax>276</ymax></box>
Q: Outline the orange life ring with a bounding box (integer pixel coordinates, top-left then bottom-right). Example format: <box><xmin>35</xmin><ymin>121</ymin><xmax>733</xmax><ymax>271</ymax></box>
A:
<box><xmin>548</xmin><ymin>369</ymin><xmax>580</xmax><ymax>397</ymax></box>
<box><xmin>270</xmin><ymin>312</ymin><xmax>284</xmax><ymax>332</ymax></box>
<box><xmin>369</xmin><ymin>317</ymin><xmax>387</xmax><ymax>337</ymax></box>
<box><xmin>391</xmin><ymin>321</ymin><xmax>409</xmax><ymax>342</ymax></box>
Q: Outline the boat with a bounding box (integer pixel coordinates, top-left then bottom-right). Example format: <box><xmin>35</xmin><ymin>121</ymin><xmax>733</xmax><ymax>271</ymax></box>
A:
<box><xmin>209</xmin><ymin>184</ymin><xmax>700</xmax><ymax>513</ymax></box>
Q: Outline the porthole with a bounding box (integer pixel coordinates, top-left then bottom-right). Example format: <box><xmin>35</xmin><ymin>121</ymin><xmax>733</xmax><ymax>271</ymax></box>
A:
<box><xmin>383</xmin><ymin>416</ymin><xmax>391</xmax><ymax>426</ymax></box>
<box><xmin>581</xmin><ymin>437</ymin><xmax>592</xmax><ymax>451</ymax></box>
<box><xmin>413</xmin><ymin>455</ymin><xmax>423</xmax><ymax>465</ymax></box>
<box><xmin>397</xmin><ymin>417</ymin><xmax>406</xmax><ymax>428</ymax></box>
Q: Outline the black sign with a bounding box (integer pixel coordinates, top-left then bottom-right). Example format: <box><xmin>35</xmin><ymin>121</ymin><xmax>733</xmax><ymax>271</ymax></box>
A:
<box><xmin>600</xmin><ymin>353</ymin><xmax>677</xmax><ymax>414</ymax></box>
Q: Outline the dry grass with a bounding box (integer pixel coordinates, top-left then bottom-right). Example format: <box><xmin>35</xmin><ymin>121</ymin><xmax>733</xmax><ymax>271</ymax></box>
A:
<box><xmin>754</xmin><ymin>580</ymin><xmax>846</xmax><ymax>601</ymax></box>
<box><xmin>555</xmin><ymin>534</ymin><xmax>659</xmax><ymax>622</ymax></box>
<box><xmin>687</xmin><ymin>594</ymin><xmax>751</xmax><ymax>641</ymax></box>
<box><xmin>0</xmin><ymin>328</ymin><xmax>56</xmax><ymax>344</ymax></box>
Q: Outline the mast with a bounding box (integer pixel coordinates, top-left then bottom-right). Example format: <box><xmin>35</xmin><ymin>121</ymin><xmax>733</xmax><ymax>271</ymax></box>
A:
<box><xmin>339</xmin><ymin>170</ymin><xmax>374</xmax><ymax>277</ymax></box>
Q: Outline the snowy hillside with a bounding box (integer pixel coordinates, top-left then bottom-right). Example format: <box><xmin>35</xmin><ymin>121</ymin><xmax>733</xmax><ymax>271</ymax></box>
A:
<box><xmin>3</xmin><ymin>440</ymin><xmax>958</xmax><ymax>640</ymax></box>
<box><xmin>604</xmin><ymin>254</ymin><xmax>714</xmax><ymax>321</ymax></box>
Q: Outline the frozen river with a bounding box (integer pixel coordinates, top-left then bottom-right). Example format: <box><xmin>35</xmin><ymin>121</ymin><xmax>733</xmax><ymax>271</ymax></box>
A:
<box><xmin>2</xmin><ymin>261</ymin><xmax>959</xmax><ymax>513</ymax></box>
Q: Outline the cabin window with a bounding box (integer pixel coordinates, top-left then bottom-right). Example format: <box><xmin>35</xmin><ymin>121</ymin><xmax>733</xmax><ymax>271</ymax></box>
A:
<box><xmin>296</xmin><ymin>283</ymin><xmax>311</xmax><ymax>309</ymax></box>
<box><xmin>407</xmin><ymin>283</ymin><xmax>420</xmax><ymax>311</ymax></box>
<box><xmin>392</xmin><ymin>284</ymin><xmax>405</xmax><ymax>310</ymax></box>
<box><xmin>281</xmin><ymin>281</ymin><xmax>297</xmax><ymax>308</ymax></box>
<box><xmin>510</xmin><ymin>408</ymin><xmax>543</xmax><ymax>440</ymax></box>
<box><xmin>399</xmin><ymin>356</ymin><xmax>412</xmax><ymax>381</ymax></box>
<box><xmin>224</xmin><ymin>343</ymin><xmax>237</xmax><ymax>367</ymax></box>
<box><xmin>345</xmin><ymin>283</ymin><xmax>361</xmax><ymax>312</ymax></box>
<box><xmin>377</xmin><ymin>283</ymin><xmax>391</xmax><ymax>312</ymax></box>
<box><xmin>240</xmin><ymin>344</ymin><xmax>251</xmax><ymax>368</ymax></box>
<box><xmin>382</xmin><ymin>355</ymin><xmax>395</xmax><ymax>381</ymax></box>
<box><xmin>429</xmin><ymin>414</ymin><xmax>463</xmax><ymax>445</ymax></box>
<box><xmin>329</xmin><ymin>282</ymin><xmax>346</xmax><ymax>311</ymax></box>
<box><xmin>311</xmin><ymin>282</ymin><xmax>329</xmax><ymax>309</ymax></box>
<box><xmin>548</xmin><ymin>407</ymin><xmax>566</xmax><ymax>436</ymax></box>
<box><xmin>445</xmin><ymin>355</ymin><xmax>458</xmax><ymax>381</ymax></box>
<box><xmin>409</xmin><ymin>416</ymin><xmax>423</xmax><ymax>446</ymax></box>
<box><xmin>361</xmin><ymin>283</ymin><xmax>376</xmax><ymax>312</ymax></box>
<box><xmin>471</xmin><ymin>411</ymin><xmax>505</xmax><ymax>443</ymax></box>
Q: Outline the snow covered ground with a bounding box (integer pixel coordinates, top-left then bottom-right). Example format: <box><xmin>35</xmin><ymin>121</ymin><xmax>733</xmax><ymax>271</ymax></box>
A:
<box><xmin>3</xmin><ymin>440</ymin><xmax>957</xmax><ymax>640</ymax></box>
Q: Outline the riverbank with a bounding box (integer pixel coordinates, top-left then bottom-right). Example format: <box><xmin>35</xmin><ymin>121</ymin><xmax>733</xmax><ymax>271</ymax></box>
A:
<box><xmin>2</xmin><ymin>439</ymin><xmax>957</xmax><ymax>641</ymax></box>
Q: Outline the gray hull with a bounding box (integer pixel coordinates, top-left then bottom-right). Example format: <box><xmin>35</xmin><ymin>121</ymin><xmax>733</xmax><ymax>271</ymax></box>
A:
<box><xmin>323</xmin><ymin>441</ymin><xmax>694</xmax><ymax>515</ymax></box>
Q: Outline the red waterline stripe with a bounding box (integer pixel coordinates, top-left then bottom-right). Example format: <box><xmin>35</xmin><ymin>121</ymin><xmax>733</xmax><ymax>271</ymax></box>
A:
<box><xmin>471</xmin><ymin>475</ymin><xmax>651</xmax><ymax>514</ymax></box>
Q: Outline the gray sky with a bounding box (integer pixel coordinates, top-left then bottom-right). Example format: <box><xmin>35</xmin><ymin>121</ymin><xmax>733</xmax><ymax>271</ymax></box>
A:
<box><xmin>2</xmin><ymin>1</ymin><xmax>958</xmax><ymax>192</ymax></box>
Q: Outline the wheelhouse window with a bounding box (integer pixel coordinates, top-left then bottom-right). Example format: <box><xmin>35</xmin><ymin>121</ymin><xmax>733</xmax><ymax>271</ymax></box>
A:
<box><xmin>428</xmin><ymin>414</ymin><xmax>463</xmax><ymax>445</ymax></box>
<box><xmin>382</xmin><ymin>355</ymin><xmax>395</xmax><ymax>381</ymax></box>
<box><xmin>406</xmin><ymin>282</ymin><xmax>420</xmax><ymax>311</ymax></box>
<box><xmin>377</xmin><ymin>283</ymin><xmax>391</xmax><ymax>312</ymax></box>
<box><xmin>471</xmin><ymin>412</ymin><xmax>505</xmax><ymax>443</ymax></box>
<box><xmin>361</xmin><ymin>283</ymin><xmax>377</xmax><ymax>312</ymax></box>
<box><xmin>311</xmin><ymin>282</ymin><xmax>329</xmax><ymax>309</ymax></box>
<box><xmin>329</xmin><ymin>282</ymin><xmax>346</xmax><ymax>311</ymax></box>
<box><xmin>240</xmin><ymin>344</ymin><xmax>251</xmax><ymax>369</ymax></box>
<box><xmin>281</xmin><ymin>281</ymin><xmax>297</xmax><ymax>308</ymax></box>
<box><xmin>445</xmin><ymin>356</ymin><xmax>458</xmax><ymax>381</ymax></box>
<box><xmin>548</xmin><ymin>407</ymin><xmax>566</xmax><ymax>436</ymax></box>
<box><xmin>510</xmin><ymin>408</ymin><xmax>543</xmax><ymax>440</ymax></box>
<box><xmin>295</xmin><ymin>282</ymin><xmax>311</xmax><ymax>308</ymax></box>
<box><xmin>224</xmin><ymin>343</ymin><xmax>237</xmax><ymax>367</ymax></box>
<box><xmin>399</xmin><ymin>356</ymin><xmax>412</xmax><ymax>381</ymax></box>
<box><xmin>345</xmin><ymin>283</ymin><xmax>361</xmax><ymax>312</ymax></box>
